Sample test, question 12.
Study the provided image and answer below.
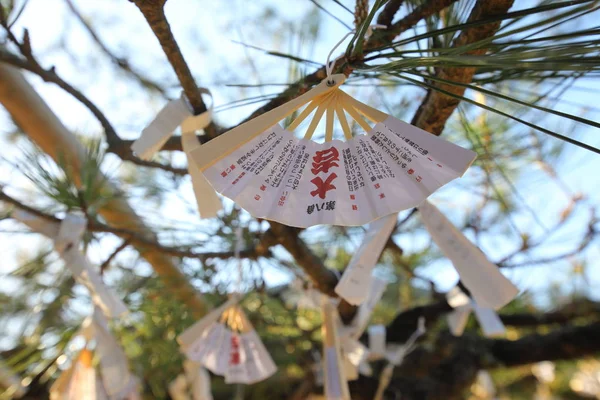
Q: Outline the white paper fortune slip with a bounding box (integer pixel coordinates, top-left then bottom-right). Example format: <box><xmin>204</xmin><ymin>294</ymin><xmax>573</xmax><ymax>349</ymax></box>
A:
<box><xmin>190</xmin><ymin>74</ymin><xmax>476</xmax><ymax>228</ymax></box>
<box><xmin>418</xmin><ymin>200</ymin><xmax>519</xmax><ymax>309</ymax></box>
<box><xmin>12</xmin><ymin>210</ymin><xmax>128</xmax><ymax>319</ymax></box>
<box><xmin>335</xmin><ymin>214</ymin><xmax>396</xmax><ymax>305</ymax></box>
<box><xmin>177</xmin><ymin>299</ymin><xmax>276</xmax><ymax>384</ymax></box>
<box><xmin>131</xmin><ymin>88</ymin><xmax>222</xmax><ymax>218</ymax></box>
<box><xmin>446</xmin><ymin>286</ymin><xmax>506</xmax><ymax>338</ymax></box>
<box><xmin>80</xmin><ymin>308</ymin><xmax>139</xmax><ymax>399</ymax></box>
<box><xmin>321</xmin><ymin>296</ymin><xmax>351</xmax><ymax>400</ymax></box>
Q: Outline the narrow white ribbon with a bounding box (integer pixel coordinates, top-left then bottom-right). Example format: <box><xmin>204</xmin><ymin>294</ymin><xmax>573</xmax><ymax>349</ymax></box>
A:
<box><xmin>345</xmin><ymin>276</ymin><xmax>388</xmax><ymax>339</ymax></box>
<box><xmin>419</xmin><ymin>200</ymin><xmax>519</xmax><ymax>309</ymax></box>
<box><xmin>367</xmin><ymin>325</ymin><xmax>386</xmax><ymax>359</ymax></box>
<box><xmin>335</xmin><ymin>214</ymin><xmax>396</xmax><ymax>305</ymax></box>
<box><xmin>446</xmin><ymin>287</ymin><xmax>506</xmax><ymax>337</ymax></box>
<box><xmin>13</xmin><ymin>210</ymin><xmax>128</xmax><ymax>319</ymax></box>
<box><xmin>322</xmin><ymin>296</ymin><xmax>351</xmax><ymax>400</ymax></box>
<box><xmin>80</xmin><ymin>308</ymin><xmax>137</xmax><ymax>399</ymax></box>
<box><xmin>131</xmin><ymin>89</ymin><xmax>222</xmax><ymax>219</ymax></box>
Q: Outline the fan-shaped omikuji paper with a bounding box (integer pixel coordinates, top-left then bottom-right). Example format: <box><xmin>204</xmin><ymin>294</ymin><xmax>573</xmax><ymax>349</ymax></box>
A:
<box><xmin>190</xmin><ymin>74</ymin><xmax>476</xmax><ymax>227</ymax></box>
<box><xmin>418</xmin><ymin>200</ymin><xmax>519</xmax><ymax>309</ymax></box>
<box><xmin>446</xmin><ymin>286</ymin><xmax>506</xmax><ymax>338</ymax></box>
<box><xmin>12</xmin><ymin>210</ymin><xmax>128</xmax><ymax>318</ymax></box>
<box><xmin>321</xmin><ymin>296</ymin><xmax>351</xmax><ymax>400</ymax></box>
<box><xmin>131</xmin><ymin>89</ymin><xmax>222</xmax><ymax>218</ymax></box>
<box><xmin>335</xmin><ymin>214</ymin><xmax>396</xmax><ymax>305</ymax></box>
<box><xmin>177</xmin><ymin>298</ymin><xmax>276</xmax><ymax>384</ymax></box>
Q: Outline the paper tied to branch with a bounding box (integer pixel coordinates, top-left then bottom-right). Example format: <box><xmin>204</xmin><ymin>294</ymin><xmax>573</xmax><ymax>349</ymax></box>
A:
<box><xmin>12</xmin><ymin>210</ymin><xmax>128</xmax><ymax>319</ymax></box>
<box><xmin>178</xmin><ymin>298</ymin><xmax>276</xmax><ymax>384</ymax></box>
<box><xmin>418</xmin><ymin>200</ymin><xmax>519</xmax><ymax>309</ymax></box>
<box><xmin>335</xmin><ymin>214</ymin><xmax>396</xmax><ymax>305</ymax></box>
<box><xmin>340</xmin><ymin>336</ymin><xmax>368</xmax><ymax>381</ymax></box>
<box><xmin>321</xmin><ymin>296</ymin><xmax>351</xmax><ymax>400</ymax></box>
<box><xmin>79</xmin><ymin>308</ymin><xmax>138</xmax><ymax>399</ymax></box>
<box><xmin>446</xmin><ymin>287</ymin><xmax>506</xmax><ymax>338</ymax></box>
<box><xmin>131</xmin><ymin>88</ymin><xmax>221</xmax><ymax>218</ymax></box>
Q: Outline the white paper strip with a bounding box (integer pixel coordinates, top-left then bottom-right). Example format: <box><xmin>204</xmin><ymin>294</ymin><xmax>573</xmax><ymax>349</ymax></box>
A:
<box><xmin>368</xmin><ymin>325</ymin><xmax>386</xmax><ymax>359</ymax></box>
<box><xmin>335</xmin><ymin>214</ymin><xmax>396</xmax><ymax>305</ymax></box>
<box><xmin>87</xmin><ymin>308</ymin><xmax>132</xmax><ymax>397</ymax></box>
<box><xmin>131</xmin><ymin>89</ymin><xmax>222</xmax><ymax>218</ymax></box>
<box><xmin>446</xmin><ymin>287</ymin><xmax>506</xmax><ymax>337</ymax></box>
<box><xmin>12</xmin><ymin>210</ymin><xmax>127</xmax><ymax>318</ymax></box>
<box><xmin>419</xmin><ymin>200</ymin><xmax>518</xmax><ymax>309</ymax></box>
<box><xmin>340</xmin><ymin>337</ymin><xmax>368</xmax><ymax>382</ymax></box>
<box><xmin>322</xmin><ymin>298</ymin><xmax>350</xmax><ymax>400</ymax></box>
<box><xmin>348</xmin><ymin>276</ymin><xmax>388</xmax><ymax>339</ymax></box>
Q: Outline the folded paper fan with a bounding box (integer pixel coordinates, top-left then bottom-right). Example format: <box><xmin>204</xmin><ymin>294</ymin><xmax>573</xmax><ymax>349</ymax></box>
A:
<box><xmin>446</xmin><ymin>287</ymin><xmax>506</xmax><ymax>338</ymax></box>
<box><xmin>335</xmin><ymin>214</ymin><xmax>396</xmax><ymax>305</ymax></box>
<box><xmin>178</xmin><ymin>298</ymin><xmax>276</xmax><ymax>384</ymax></box>
<box><xmin>418</xmin><ymin>200</ymin><xmax>519</xmax><ymax>309</ymax></box>
<box><xmin>12</xmin><ymin>210</ymin><xmax>128</xmax><ymax>318</ymax></box>
<box><xmin>190</xmin><ymin>74</ymin><xmax>476</xmax><ymax>227</ymax></box>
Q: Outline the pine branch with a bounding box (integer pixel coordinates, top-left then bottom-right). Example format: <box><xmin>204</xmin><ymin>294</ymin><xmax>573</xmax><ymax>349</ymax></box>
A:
<box><xmin>411</xmin><ymin>0</ymin><xmax>516</xmax><ymax>135</ymax></box>
<box><xmin>0</xmin><ymin>188</ymin><xmax>273</xmax><ymax>262</ymax></box>
<box><xmin>0</xmin><ymin>63</ymin><xmax>207</xmax><ymax>317</ymax></box>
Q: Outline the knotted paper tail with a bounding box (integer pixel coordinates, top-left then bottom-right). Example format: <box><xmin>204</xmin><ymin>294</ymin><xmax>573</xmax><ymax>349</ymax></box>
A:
<box><xmin>335</xmin><ymin>214</ymin><xmax>396</xmax><ymax>305</ymax></box>
<box><xmin>131</xmin><ymin>89</ymin><xmax>222</xmax><ymax>218</ymax></box>
<box><xmin>12</xmin><ymin>210</ymin><xmax>128</xmax><ymax>318</ymax></box>
<box><xmin>446</xmin><ymin>286</ymin><xmax>506</xmax><ymax>337</ymax></box>
<box><xmin>419</xmin><ymin>200</ymin><xmax>519</xmax><ymax>309</ymax></box>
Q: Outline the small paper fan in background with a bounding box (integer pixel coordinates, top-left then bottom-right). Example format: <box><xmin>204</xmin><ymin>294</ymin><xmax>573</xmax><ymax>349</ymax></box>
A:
<box><xmin>191</xmin><ymin>74</ymin><xmax>476</xmax><ymax>227</ymax></box>
<box><xmin>178</xmin><ymin>298</ymin><xmax>276</xmax><ymax>385</ymax></box>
